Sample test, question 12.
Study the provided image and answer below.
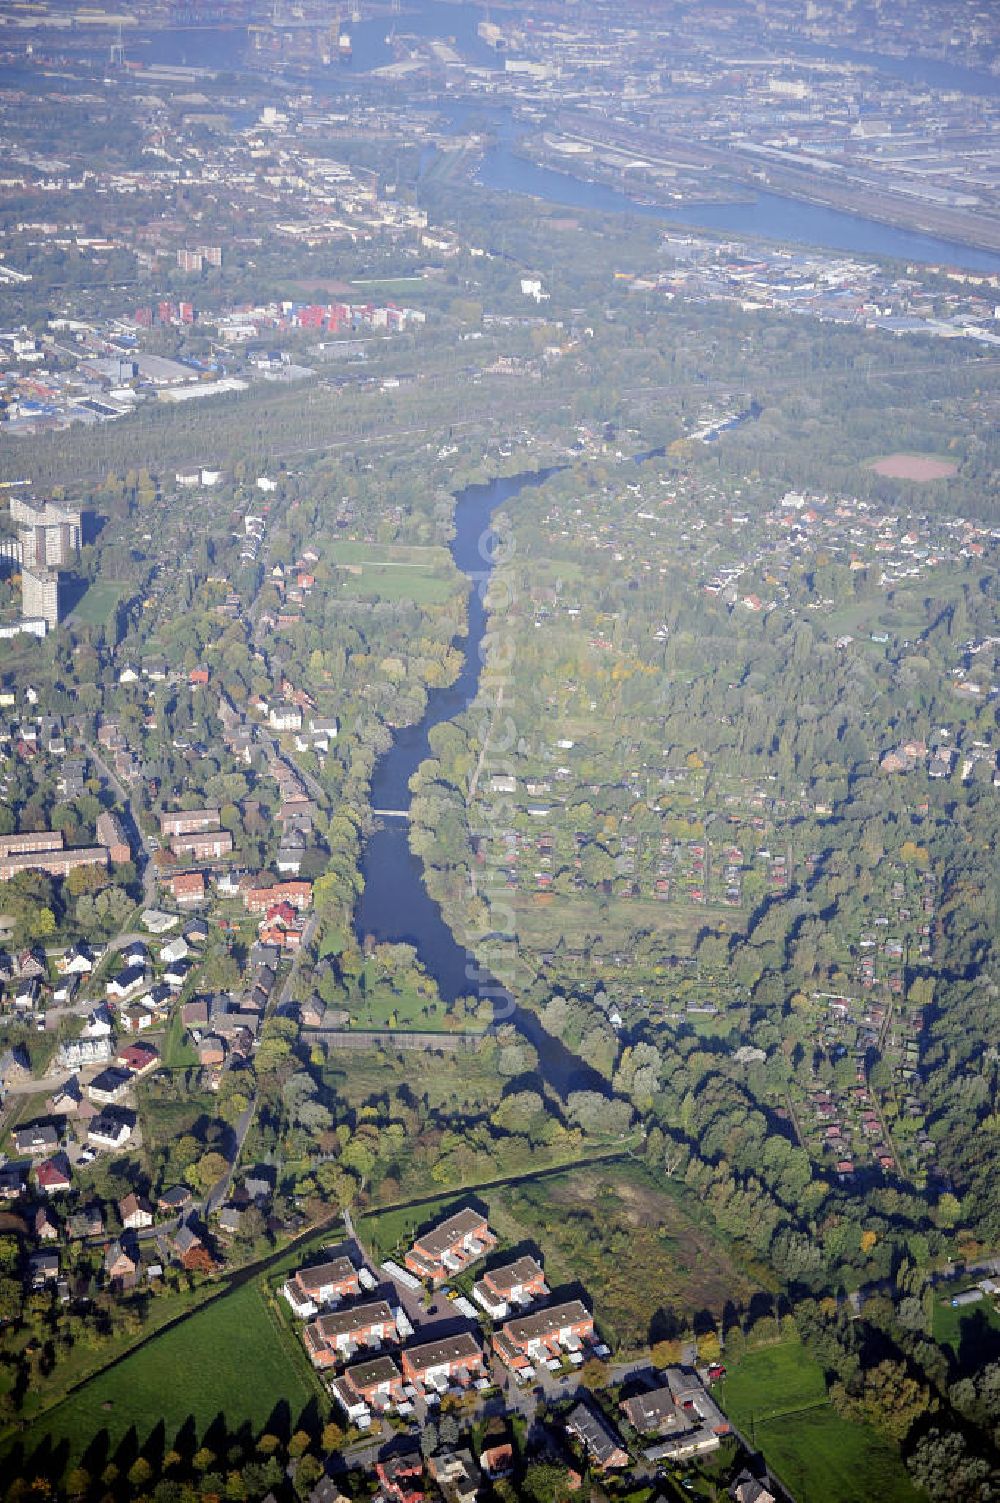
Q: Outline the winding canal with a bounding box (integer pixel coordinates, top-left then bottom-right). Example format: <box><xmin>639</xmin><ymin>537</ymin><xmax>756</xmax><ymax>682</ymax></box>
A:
<box><xmin>355</xmin><ymin>468</ymin><xmax>602</xmax><ymax>1097</ymax></box>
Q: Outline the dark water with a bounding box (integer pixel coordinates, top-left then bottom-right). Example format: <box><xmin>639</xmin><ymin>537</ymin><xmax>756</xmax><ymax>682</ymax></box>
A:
<box><xmin>355</xmin><ymin>468</ymin><xmax>602</xmax><ymax>1097</ymax></box>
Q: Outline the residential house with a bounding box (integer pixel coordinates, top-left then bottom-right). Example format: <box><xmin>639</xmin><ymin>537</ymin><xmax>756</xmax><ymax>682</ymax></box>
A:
<box><xmin>170</xmin><ymin>871</ymin><xmax>206</xmax><ymax>906</ymax></box>
<box><xmin>116</xmin><ymin>1042</ymin><xmax>158</xmax><ymax>1075</ymax></box>
<box><xmin>0</xmin><ymin>1159</ymin><xmax>27</xmax><ymax>1198</ymax></box>
<box><xmin>376</xmin><ymin>1452</ymin><xmax>424</xmax><ymax>1503</ymax></box>
<box><xmin>119</xmin><ymin>1192</ymin><xmax>154</xmax><ymax>1230</ymax></box>
<box><xmin>242</xmin><ymin>1168</ymin><xmax>275</xmax><ymax>1206</ymax></box>
<box><xmin>282</xmin><ymin>1255</ymin><xmax>362</xmax><ymax>1318</ymax></box>
<box><xmin>302</xmin><ymin>1300</ymin><xmax>406</xmax><ymax>1369</ymax></box>
<box><xmin>399</xmin><ymin>1332</ymin><xmax>486</xmax><ymax>1393</ymax></box>
<box><xmin>170</xmin><ymin>830</ymin><xmax>233</xmax><ymax>861</ymax></box>
<box><xmin>478</xmin><ymin>1441</ymin><xmax>514</xmax><ymax>1480</ymax></box>
<box><xmin>34</xmin><ymin>1154</ymin><xmax>72</xmax><ymax>1195</ymax></box>
<box><xmin>88</xmin><ymin>1067</ymin><xmax>134</xmax><ymax>1105</ymax></box>
<box><xmin>81</xmin><ymin>1004</ymin><xmax>114</xmax><ymax>1039</ymax></box>
<box><xmin>331</xmin><ymin>1355</ymin><xmax>405</xmax><ymax>1423</ymax></box>
<box><xmin>730</xmin><ymin>1470</ymin><xmax>777</xmax><ymax>1503</ymax></box>
<box><xmin>107</xmin><ymin>964</ymin><xmax>148</xmax><ymax>1003</ymax></box>
<box><xmin>0</xmin><ymin>1045</ymin><xmax>32</xmax><ymax>1087</ymax></box>
<box><xmin>159</xmin><ymin>808</ymin><xmax>221</xmax><ymax>837</ymax></box>
<box><xmin>197</xmin><ymin>1036</ymin><xmax>226</xmax><ymax>1068</ymax></box>
<box><xmin>13</xmin><ymin>1122</ymin><xmax>59</xmax><ymax>1157</ymax></box>
<box><xmin>564</xmin><ymin>1400</ymin><xmax>629</xmax><ymax>1470</ymax></box>
<box><xmin>34</xmin><ymin>1205</ymin><xmax>59</xmax><ymax>1241</ymax></box>
<box><xmin>28</xmin><ymin>1251</ymin><xmax>60</xmax><ymax>1288</ymax></box>
<box><xmin>158</xmin><ymin>1185</ymin><xmax>192</xmax><ymax>1214</ymax></box>
<box><xmin>473</xmin><ymin>1256</ymin><xmax>548</xmax><ymax>1319</ymax></box>
<box><xmin>641</xmin><ymin>1369</ymin><xmax>731</xmax><ymax>1462</ymax></box>
<box><xmin>104</xmin><ymin>1237</ymin><xmax>139</xmax><ymax>1286</ymax></box>
<box><xmin>404</xmin><ymin>1208</ymin><xmax>496</xmax><ymax>1284</ymax></box>
<box><xmin>427</xmin><ymin>1451</ymin><xmax>481</xmax><ymax>1503</ymax></box>
<box><xmin>56</xmin><ymin>944</ymin><xmax>95</xmax><ymax>977</ymax></box>
<box><xmin>492</xmin><ymin>1301</ymin><xmax>594</xmax><ymax>1376</ymax></box>
<box><xmin>67</xmin><ymin>1204</ymin><xmax>104</xmax><ymax>1239</ymax></box>
<box><xmin>48</xmin><ymin>1078</ymin><xmax>83</xmax><ymax>1115</ymax></box>
<box><xmin>621</xmin><ymin>1384</ymin><xmax>688</xmax><ymax>1438</ymax></box>
<box><xmin>88</xmin><ymin>1111</ymin><xmax>134</xmax><ymax>1151</ymax></box>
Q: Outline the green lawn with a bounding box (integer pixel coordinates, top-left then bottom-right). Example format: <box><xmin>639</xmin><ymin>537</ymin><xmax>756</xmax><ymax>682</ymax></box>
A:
<box><xmin>750</xmin><ymin>1406</ymin><xmax>922</xmax><ymax>1503</ymax></box>
<box><xmin>932</xmin><ymin>1294</ymin><xmax>1000</xmax><ymax>1367</ymax></box>
<box><xmin>718</xmin><ymin>1340</ymin><xmax>920</xmax><ymax>1503</ymax></box>
<box><xmin>13</xmin><ymin>1281</ymin><xmax>314</xmax><ymax>1475</ymax></box>
<box><xmin>71</xmin><ymin>579</ymin><xmax>127</xmax><ymax>626</ymax></box>
<box><xmin>361</xmin><ymin>1194</ymin><xmax>457</xmax><ymax>1265</ymax></box>
<box><xmin>160</xmin><ymin>1006</ymin><xmax>198</xmax><ymax>1069</ymax></box>
<box><xmin>341</xmin><ymin>565</ymin><xmax>455</xmax><ymax>605</ymax></box>
<box><xmin>718</xmin><ymin>1339</ymin><xmax>827</xmax><ymax>1424</ymax></box>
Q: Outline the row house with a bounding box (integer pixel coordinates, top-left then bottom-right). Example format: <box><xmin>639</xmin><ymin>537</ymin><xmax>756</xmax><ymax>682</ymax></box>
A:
<box><xmin>245</xmin><ymin>880</ymin><xmax>312</xmax><ymax>915</ymax></box>
<box><xmin>400</xmin><ymin>1332</ymin><xmax>486</xmax><ymax>1394</ymax></box>
<box><xmin>492</xmin><ymin>1301</ymin><xmax>594</xmax><ymax>1376</ymax></box>
<box><xmin>302</xmin><ymin>1299</ymin><xmax>406</xmax><ymax>1369</ymax></box>
<box><xmin>330</xmin><ymin>1354</ymin><xmax>406</xmax><ymax>1424</ymax></box>
<box><xmin>472</xmin><ymin>1255</ymin><xmax>548</xmax><ymax>1319</ymax></box>
<box><xmin>170</xmin><ymin>830</ymin><xmax>233</xmax><ymax>860</ymax></box>
<box><xmin>160</xmin><ymin>808</ymin><xmax>221</xmax><ymax>837</ymax></box>
<box><xmin>0</xmin><ymin>846</ymin><xmax>108</xmax><ymax>882</ymax></box>
<box><xmin>282</xmin><ymin>1254</ymin><xmax>362</xmax><ymax>1319</ymax></box>
<box><xmin>404</xmin><ymin>1207</ymin><xmax>496</xmax><ymax>1285</ymax></box>
<box><xmin>96</xmin><ymin>810</ymin><xmax>131</xmax><ymax>865</ymax></box>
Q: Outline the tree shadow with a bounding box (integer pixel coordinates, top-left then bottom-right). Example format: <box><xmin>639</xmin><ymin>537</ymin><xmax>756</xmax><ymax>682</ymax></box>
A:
<box><xmin>955</xmin><ymin>1308</ymin><xmax>1000</xmax><ymax>1375</ymax></box>
<box><xmin>112</xmin><ymin>1422</ymin><xmax>139</xmax><ymax>1476</ymax></box>
<box><xmin>263</xmin><ymin>1397</ymin><xmax>293</xmax><ymax>1444</ymax></box>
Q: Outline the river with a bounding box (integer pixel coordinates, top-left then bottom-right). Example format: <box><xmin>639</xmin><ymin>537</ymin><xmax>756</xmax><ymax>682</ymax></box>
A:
<box><xmin>124</xmin><ymin>15</ymin><xmax>1000</xmax><ymax>274</ymax></box>
<box><xmin>355</xmin><ymin>467</ymin><xmax>603</xmax><ymax>1097</ymax></box>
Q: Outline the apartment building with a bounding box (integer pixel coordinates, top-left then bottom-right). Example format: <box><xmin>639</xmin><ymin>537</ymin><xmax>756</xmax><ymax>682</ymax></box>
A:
<box><xmin>404</xmin><ymin>1208</ymin><xmax>496</xmax><ymax>1284</ymax></box>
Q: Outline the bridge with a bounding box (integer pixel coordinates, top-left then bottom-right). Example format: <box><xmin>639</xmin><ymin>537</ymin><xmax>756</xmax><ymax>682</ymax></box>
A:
<box><xmin>372</xmin><ymin>808</ymin><xmax>410</xmax><ymax>819</ymax></box>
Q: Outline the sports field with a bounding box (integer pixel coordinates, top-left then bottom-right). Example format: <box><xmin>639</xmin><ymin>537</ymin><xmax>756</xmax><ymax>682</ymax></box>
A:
<box><xmin>868</xmin><ymin>453</ymin><xmax>957</xmax><ymax>481</ymax></box>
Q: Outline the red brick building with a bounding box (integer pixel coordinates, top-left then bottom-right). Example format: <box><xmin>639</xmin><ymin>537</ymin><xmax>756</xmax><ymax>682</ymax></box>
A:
<box><xmin>404</xmin><ymin>1207</ymin><xmax>496</xmax><ymax>1284</ymax></box>
<box><xmin>170</xmin><ymin>830</ymin><xmax>233</xmax><ymax>860</ymax></box>
<box><xmin>160</xmin><ymin>808</ymin><xmax>221</xmax><ymax>837</ymax></box>
<box><xmin>302</xmin><ymin>1300</ymin><xmax>402</xmax><ymax>1369</ymax></box>
<box><xmin>399</xmin><ymin>1332</ymin><xmax>486</xmax><ymax>1392</ymax></box>
<box><xmin>492</xmin><ymin>1301</ymin><xmax>594</xmax><ymax>1375</ymax></box>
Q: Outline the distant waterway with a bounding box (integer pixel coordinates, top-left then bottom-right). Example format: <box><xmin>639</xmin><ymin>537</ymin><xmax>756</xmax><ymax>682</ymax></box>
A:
<box><xmin>126</xmin><ymin>12</ymin><xmax>1000</xmax><ymax>272</ymax></box>
<box><xmin>475</xmin><ymin>143</ymin><xmax>1000</xmax><ymax>275</ymax></box>
<box><xmin>355</xmin><ymin>467</ymin><xmax>604</xmax><ymax>1098</ymax></box>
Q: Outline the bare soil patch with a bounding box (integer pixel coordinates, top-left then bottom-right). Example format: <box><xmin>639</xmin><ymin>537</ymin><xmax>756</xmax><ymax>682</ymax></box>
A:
<box><xmin>869</xmin><ymin>453</ymin><xmax>957</xmax><ymax>481</ymax></box>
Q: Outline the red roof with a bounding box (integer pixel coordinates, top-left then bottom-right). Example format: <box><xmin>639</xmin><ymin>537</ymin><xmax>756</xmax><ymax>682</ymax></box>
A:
<box><xmin>118</xmin><ymin>1043</ymin><xmax>158</xmax><ymax>1071</ymax></box>
<box><xmin>36</xmin><ymin>1157</ymin><xmax>71</xmax><ymax>1189</ymax></box>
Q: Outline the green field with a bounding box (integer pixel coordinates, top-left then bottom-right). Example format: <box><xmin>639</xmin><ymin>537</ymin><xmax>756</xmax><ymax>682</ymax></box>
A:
<box><xmin>718</xmin><ymin>1339</ymin><xmax>827</xmax><ymax>1423</ymax></box>
<box><xmin>750</xmin><ymin>1407</ymin><xmax>922</xmax><ymax>1503</ymax></box>
<box><xmin>511</xmin><ymin>891</ymin><xmax>705</xmax><ymax>953</ymax></box>
<box><xmin>718</xmin><ymin>1340</ymin><xmax>920</xmax><ymax>1503</ymax></box>
<box><xmin>932</xmin><ymin>1294</ymin><xmax>1000</xmax><ymax>1365</ymax></box>
<box><xmin>71</xmin><ymin>579</ymin><xmax>127</xmax><ymax>626</ymax></box>
<box><xmin>329</xmin><ymin>541</ymin><xmax>458</xmax><ymax>604</ymax></box>
<box><xmin>12</xmin><ymin>1281</ymin><xmax>314</xmax><ymax>1475</ymax></box>
<box><xmin>350</xmin><ymin>276</ymin><xmax>426</xmax><ymax>294</ymax></box>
